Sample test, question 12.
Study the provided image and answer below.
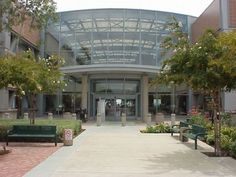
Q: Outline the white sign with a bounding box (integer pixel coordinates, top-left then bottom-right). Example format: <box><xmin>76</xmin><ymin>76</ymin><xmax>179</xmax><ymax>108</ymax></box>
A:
<box><xmin>64</xmin><ymin>129</ymin><xmax>73</xmax><ymax>140</ymax></box>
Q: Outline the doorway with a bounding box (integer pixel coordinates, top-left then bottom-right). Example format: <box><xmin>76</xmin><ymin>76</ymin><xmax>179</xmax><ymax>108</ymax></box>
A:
<box><xmin>94</xmin><ymin>95</ymin><xmax>136</xmax><ymax>121</ymax></box>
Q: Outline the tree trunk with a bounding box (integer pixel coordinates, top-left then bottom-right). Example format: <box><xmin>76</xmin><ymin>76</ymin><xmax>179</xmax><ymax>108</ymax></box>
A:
<box><xmin>211</xmin><ymin>90</ymin><xmax>221</xmax><ymax>156</ymax></box>
<box><xmin>16</xmin><ymin>96</ymin><xmax>23</xmax><ymax>118</ymax></box>
<box><xmin>27</xmin><ymin>93</ymin><xmax>37</xmax><ymax>125</ymax></box>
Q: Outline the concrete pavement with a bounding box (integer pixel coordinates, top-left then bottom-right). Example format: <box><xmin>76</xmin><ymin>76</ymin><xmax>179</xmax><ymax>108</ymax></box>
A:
<box><xmin>24</xmin><ymin>122</ymin><xmax>236</xmax><ymax>177</ymax></box>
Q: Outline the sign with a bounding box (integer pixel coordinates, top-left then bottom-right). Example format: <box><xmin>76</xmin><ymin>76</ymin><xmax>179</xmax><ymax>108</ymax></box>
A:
<box><xmin>64</xmin><ymin>129</ymin><xmax>73</xmax><ymax>140</ymax></box>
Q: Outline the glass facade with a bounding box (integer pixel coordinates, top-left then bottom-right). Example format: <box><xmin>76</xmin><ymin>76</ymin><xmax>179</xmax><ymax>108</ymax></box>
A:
<box><xmin>42</xmin><ymin>9</ymin><xmax>192</xmax><ymax>119</ymax></box>
<box><xmin>45</xmin><ymin>9</ymin><xmax>188</xmax><ymax>67</ymax></box>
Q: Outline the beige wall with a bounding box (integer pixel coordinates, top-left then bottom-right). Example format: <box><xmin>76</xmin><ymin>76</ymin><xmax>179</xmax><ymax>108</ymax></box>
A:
<box><xmin>191</xmin><ymin>0</ymin><xmax>221</xmax><ymax>43</ymax></box>
<box><xmin>229</xmin><ymin>0</ymin><xmax>236</xmax><ymax>28</ymax></box>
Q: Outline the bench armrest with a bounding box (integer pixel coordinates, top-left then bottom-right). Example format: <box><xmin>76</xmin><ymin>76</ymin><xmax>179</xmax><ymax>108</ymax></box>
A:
<box><xmin>7</xmin><ymin>129</ymin><xmax>13</xmax><ymax>135</ymax></box>
<box><xmin>196</xmin><ymin>133</ymin><xmax>207</xmax><ymax>138</ymax></box>
<box><xmin>182</xmin><ymin>128</ymin><xmax>192</xmax><ymax>133</ymax></box>
<box><xmin>171</xmin><ymin>124</ymin><xmax>180</xmax><ymax>129</ymax></box>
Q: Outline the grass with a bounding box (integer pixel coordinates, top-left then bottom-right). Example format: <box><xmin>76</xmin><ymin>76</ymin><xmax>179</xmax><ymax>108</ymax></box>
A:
<box><xmin>0</xmin><ymin>118</ymin><xmax>82</xmax><ymax>142</ymax></box>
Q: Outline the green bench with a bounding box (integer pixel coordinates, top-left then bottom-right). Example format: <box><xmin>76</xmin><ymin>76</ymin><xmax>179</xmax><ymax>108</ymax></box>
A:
<box><xmin>182</xmin><ymin>124</ymin><xmax>207</xmax><ymax>149</ymax></box>
<box><xmin>6</xmin><ymin>125</ymin><xmax>57</xmax><ymax>146</ymax></box>
<box><xmin>171</xmin><ymin>121</ymin><xmax>190</xmax><ymax>136</ymax></box>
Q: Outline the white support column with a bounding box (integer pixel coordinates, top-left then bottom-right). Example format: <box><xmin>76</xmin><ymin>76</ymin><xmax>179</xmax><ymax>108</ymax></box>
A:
<box><xmin>171</xmin><ymin>83</ymin><xmax>175</xmax><ymax>113</ymax></box>
<box><xmin>81</xmin><ymin>75</ymin><xmax>88</xmax><ymax>110</ymax></box>
<box><xmin>142</xmin><ymin>75</ymin><xmax>149</xmax><ymax>122</ymax></box>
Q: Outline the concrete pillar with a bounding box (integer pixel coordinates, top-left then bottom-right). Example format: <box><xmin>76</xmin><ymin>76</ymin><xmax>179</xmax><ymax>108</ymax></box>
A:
<box><xmin>4</xmin><ymin>113</ymin><xmax>10</xmax><ymax>119</ymax></box>
<box><xmin>0</xmin><ymin>89</ymin><xmax>9</xmax><ymax>110</ymax></box>
<box><xmin>37</xmin><ymin>94</ymin><xmax>44</xmax><ymax>117</ymax></box>
<box><xmin>81</xmin><ymin>75</ymin><xmax>88</xmax><ymax>110</ymax></box>
<box><xmin>121</xmin><ymin>113</ymin><xmax>126</xmax><ymax>126</ymax></box>
<box><xmin>147</xmin><ymin>113</ymin><xmax>152</xmax><ymax>126</ymax></box>
<box><xmin>2</xmin><ymin>30</ymin><xmax>11</xmax><ymax>52</ymax></box>
<box><xmin>24</xmin><ymin>112</ymin><xmax>29</xmax><ymax>119</ymax></box>
<box><xmin>155</xmin><ymin>113</ymin><xmax>164</xmax><ymax>124</ymax></box>
<box><xmin>72</xmin><ymin>113</ymin><xmax>77</xmax><ymax>120</ymax></box>
<box><xmin>171</xmin><ymin>84</ymin><xmax>175</xmax><ymax>113</ymax></box>
<box><xmin>48</xmin><ymin>112</ymin><xmax>53</xmax><ymax>119</ymax></box>
<box><xmin>142</xmin><ymin>75</ymin><xmax>148</xmax><ymax>122</ymax></box>
<box><xmin>188</xmin><ymin>89</ymin><xmax>193</xmax><ymax>112</ymax></box>
<box><xmin>171</xmin><ymin>113</ymin><xmax>176</xmax><ymax>126</ymax></box>
<box><xmin>97</xmin><ymin>113</ymin><xmax>101</xmax><ymax>126</ymax></box>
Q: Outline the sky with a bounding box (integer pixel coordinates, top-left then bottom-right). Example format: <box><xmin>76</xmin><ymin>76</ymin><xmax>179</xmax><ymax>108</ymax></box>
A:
<box><xmin>55</xmin><ymin>0</ymin><xmax>214</xmax><ymax>17</ymax></box>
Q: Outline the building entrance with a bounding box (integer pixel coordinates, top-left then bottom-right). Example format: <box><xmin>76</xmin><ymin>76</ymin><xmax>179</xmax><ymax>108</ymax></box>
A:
<box><xmin>94</xmin><ymin>96</ymin><xmax>136</xmax><ymax>121</ymax></box>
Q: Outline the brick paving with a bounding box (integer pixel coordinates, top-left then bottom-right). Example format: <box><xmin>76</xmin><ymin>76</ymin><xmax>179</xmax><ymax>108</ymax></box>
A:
<box><xmin>0</xmin><ymin>142</ymin><xmax>62</xmax><ymax>177</ymax></box>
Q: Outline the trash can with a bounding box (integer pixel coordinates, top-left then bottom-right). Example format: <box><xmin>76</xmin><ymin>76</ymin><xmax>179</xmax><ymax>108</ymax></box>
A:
<box><xmin>64</xmin><ymin>129</ymin><xmax>73</xmax><ymax>146</ymax></box>
<box><xmin>179</xmin><ymin>127</ymin><xmax>189</xmax><ymax>142</ymax></box>
<box><xmin>80</xmin><ymin>109</ymin><xmax>87</xmax><ymax>122</ymax></box>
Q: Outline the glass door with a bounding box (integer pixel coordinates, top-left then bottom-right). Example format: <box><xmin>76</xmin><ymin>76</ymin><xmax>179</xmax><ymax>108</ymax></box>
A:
<box><xmin>94</xmin><ymin>95</ymin><xmax>137</xmax><ymax>121</ymax></box>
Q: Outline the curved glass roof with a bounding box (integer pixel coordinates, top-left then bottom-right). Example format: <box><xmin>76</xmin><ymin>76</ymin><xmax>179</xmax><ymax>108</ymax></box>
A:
<box><xmin>45</xmin><ymin>9</ymin><xmax>190</xmax><ymax>67</ymax></box>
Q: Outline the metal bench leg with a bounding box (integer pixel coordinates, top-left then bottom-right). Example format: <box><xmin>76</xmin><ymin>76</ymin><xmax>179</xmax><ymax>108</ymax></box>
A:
<box><xmin>195</xmin><ymin>139</ymin><xmax>197</xmax><ymax>149</ymax></box>
<box><xmin>6</xmin><ymin>136</ymin><xmax>8</xmax><ymax>146</ymax></box>
<box><xmin>55</xmin><ymin>137</ymin><xmax>57</xmax><ymax>146</ymax></box>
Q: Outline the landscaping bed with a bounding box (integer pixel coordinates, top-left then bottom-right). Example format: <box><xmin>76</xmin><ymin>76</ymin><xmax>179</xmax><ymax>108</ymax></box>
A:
<box><xmin>141</xmin><ymin>113</ymin><xmax>236</xmax><ymax>159</ymax></box>
<box><xmin>0</xmin><ymin>118</ymin><xmax>82</xmax><ymax>142</ymax></box>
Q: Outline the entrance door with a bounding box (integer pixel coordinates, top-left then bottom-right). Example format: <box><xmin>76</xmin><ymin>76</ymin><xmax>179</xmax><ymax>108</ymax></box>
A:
<box><xmin>105</xmin><ymin>98</ymin><xmax>121</xmax><ymax>121</ymax></box>
<box><xmin>94</xmin><ymin>96</ymin><xmax>136</xmax><ymax>121</ymax></box>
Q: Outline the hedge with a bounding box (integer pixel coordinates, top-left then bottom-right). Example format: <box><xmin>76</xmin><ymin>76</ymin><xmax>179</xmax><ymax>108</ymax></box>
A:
<box><xmin>0</xmin><ymin>118</ymin><xmax>82</xmax><ymax>142</ymax></box>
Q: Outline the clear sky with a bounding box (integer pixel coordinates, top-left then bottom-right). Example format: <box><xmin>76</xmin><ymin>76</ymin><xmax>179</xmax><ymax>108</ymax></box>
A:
<box><xmin>55</xmin><ymin>0</ymin><xmax>213</xmax><ymax>17</ymax></box>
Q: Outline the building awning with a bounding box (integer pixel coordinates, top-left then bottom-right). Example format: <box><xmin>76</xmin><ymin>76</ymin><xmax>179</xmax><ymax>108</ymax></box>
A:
<box><xmin>61</xmin><ymin>64</ymin><xmax>160</xmax><ymax>75</ymax></box>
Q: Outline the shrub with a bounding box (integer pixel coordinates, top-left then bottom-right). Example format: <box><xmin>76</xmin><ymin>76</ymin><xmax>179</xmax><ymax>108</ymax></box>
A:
<box><xmin>0</xmin><ymin>119</ymin><xmax>82</xmax><ymax>142</ymax></box>
<box><xmin>206</xmin><ymin>130</ymin><xmax>215</xmax><ymax>145</ymax></box>
<box><xmin>230</xmin><ymin>141</ymin><xmax>236</xmax><ymax>158</ymax></box>
<box><xmin>156</xmin><ymin>123</ymin><xmax>171</xmax><ymax>133</ymax></box>
<box><xmin>141</xmin><ymin>123</ymin><xmax>170</xmax><ymax>133</ymax></box>
<box><xmin>221</xmin><ymin>113</ymin><xmax>232</xmax><ymax>126</ymax></box>
<box><xmin>221</xmin><ymin>134</ymin><xmax>232</xmax><ymax>151</ymax></box>
<box><xmin>189</xmin><ymin>114</ymin><xmax>208</xmax><ymax>128</ymax></box>
<box><xmin>0</xmin><ymin>125</ymin><xmax>11</xmax><ymax>141</ymax></box>
<box><xmin>206</xmin><ymin>127</ymin><xmax>234</xmax><ymax>151</ymax></box>
<box><xmin>221</xmin><ymin>126</ymin><xmax>234</xmax><ymax>136</ymax></box>
<box><xmin>230</xmin><ymin>128</ymin><xmax>236</xmax><ymax>141</ymax></box>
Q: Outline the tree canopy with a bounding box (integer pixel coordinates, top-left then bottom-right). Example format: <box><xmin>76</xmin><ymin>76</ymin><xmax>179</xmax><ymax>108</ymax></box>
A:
<box><xmin>154</xmin><ymin>18</ymin><xmax>236</xmax><ymax>156</ymax></box>
<box><xmin>155</xmin><ymin>19</ymin><xmax>236</xmax><ymax>93</ymax></box>
<box><xmin>0</xmin><ymin>0</ymin><xmax>57</xmax><ymax>31</ymax></box>
<box><xmin>0</xmin><ymin>50</ymin><xmax>64</xmax><ymax>97</ymax></box>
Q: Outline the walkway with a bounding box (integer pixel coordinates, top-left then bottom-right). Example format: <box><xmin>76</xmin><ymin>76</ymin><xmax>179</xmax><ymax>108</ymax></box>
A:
<box><xmin>24</xmin><ymin>122</ymin><xmax>236</xmax><ymax>177</ymax></box>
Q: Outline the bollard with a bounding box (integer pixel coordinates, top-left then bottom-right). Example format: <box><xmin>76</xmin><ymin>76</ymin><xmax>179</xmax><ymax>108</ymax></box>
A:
<box><xmin>155</xmin><ymin>113</ymin><xmax>164</xmax><ymax>124</ymax></box>
<box><xmin>147</xmin><ymin>113</ymin><xmax>152</xmax><ymax>126</ymax></box>
<box><xmin>63</xmin><ymin>112</ymin><xmax>71</xmax><ymax>119</ymax></box>
<box><xmin>97</xmin><ymin>113</ymin><xmax>101</xmax><ymax>126</ymax></box>
<box><xmin>64</xmin><ymin>129</ymin><xmax>73</xmax><ymax>146</ymax></box>
<box><xmin>48</xmin><ymin>112</ymin><xmax>53</xmax><ymax>119</ymax></box>
<box><xmin>171</xmin><ymin>113</ymin><xmax>176</xmax><ymax>126</ymax></box>
<box><xmin>24</xmin><ymin>113</ymin><xmax>29</xmax><ymax>120</ymax></box>
<box><xmin>121</xmin><ymin>113</ymin><xmax>126</xmax><ymax>126</ymax></box>
<box><xmin>4</xmin><ymin>113</ymin><xmax>10</xmax><ymax>119</ymax></box>
<box><xmin>72</xmin><ymin>113</ymin><xmax>77</xmax><ymax>120</ymax></box>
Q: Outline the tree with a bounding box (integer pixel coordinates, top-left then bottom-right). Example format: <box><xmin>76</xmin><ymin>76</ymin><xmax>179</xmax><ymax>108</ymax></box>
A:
<box><xmin>0</xmin><ymin>0</ymin><xmax>57</xmax><ymax>32</ymax></box>
<box><xmin>154</xmin><ymin>18</ymin><xmax>236</xmax><ymax>156</ymax></box>
<box><xmin>0</xmin><ymin>50</ymin><xmax>65</xmax><ymax>124</ymax></box>
<box><xmin>0</xmin><ymin>0</ymin><xmax>58</xmax><ymax>123</ymax></box>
